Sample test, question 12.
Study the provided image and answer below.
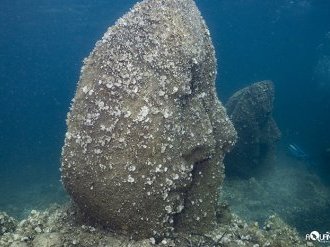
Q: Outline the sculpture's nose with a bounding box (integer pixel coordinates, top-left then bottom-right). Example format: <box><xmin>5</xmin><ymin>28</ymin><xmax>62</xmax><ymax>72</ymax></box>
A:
<box><xmin>180</xmin><ymin>97</ymin><xmax>216</xmax><ymax>165</ymax></box>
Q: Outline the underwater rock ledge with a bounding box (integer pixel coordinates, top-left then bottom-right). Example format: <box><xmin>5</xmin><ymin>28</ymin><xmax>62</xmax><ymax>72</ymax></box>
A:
<box><xmin>61</xmin><ymin>0</ymin><xmax>236</xmax><ymax>240</ymax></box>
<box><xmin>0</xmin><ymin>205</ymin><xmax>309</xmax><ymax>247</ymax></box>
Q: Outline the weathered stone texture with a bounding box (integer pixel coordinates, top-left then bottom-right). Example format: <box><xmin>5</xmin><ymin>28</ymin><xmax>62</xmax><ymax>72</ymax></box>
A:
<box><xmin>225</xmin><ymin>80</ymin><xmax>281</xmax><ymax>178</ymax></box>
<box><xmin>61</xmin><ymin>0</ymin><xmax>236</xmax><ymax>239</ymax></box>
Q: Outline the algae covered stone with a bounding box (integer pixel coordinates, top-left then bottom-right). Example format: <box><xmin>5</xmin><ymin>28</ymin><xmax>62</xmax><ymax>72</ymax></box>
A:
<box><xmin>61</xmin><ymin>0</ymin><xmax>236</xmax><ymax>239</ymax></box>
<box><xmin>0</xmin><ymin>212</ymin><xmax>16</xmax><ymax>235</ymax></box>
<box><xmin>225</xmin><ymin>80</ymin><xmax>281</xmax><ymax>178</ymax></box>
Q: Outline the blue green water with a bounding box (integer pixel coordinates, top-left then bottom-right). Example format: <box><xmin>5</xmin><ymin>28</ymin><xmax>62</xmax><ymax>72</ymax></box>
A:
<box><xmin>0</xmin><ymin>0</ymin><xmax>329</xmax><ymax>235</ymax></box>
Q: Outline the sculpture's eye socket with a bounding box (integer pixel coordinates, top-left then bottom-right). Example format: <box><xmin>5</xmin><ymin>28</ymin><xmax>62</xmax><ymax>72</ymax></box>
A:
<box><xmin>190</xmin><ymin>61</ymin><xmax>199</xmax><ymax>96</ymax></box>
<box><xmin>178</xmin><ymin>61</ymin><xmax>200</xmax><ymax>106</ymax></box>
<box><xmin>183</xmin><ymin>146</ymin><xmax>213</xmax><ymax>165</ymax></box>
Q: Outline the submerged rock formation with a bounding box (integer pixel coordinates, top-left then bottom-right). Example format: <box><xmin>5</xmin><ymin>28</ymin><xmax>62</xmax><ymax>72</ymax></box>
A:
<box><xmin>0</xmin><ymin>206</ymin><xmax>308</xmax><ymax>247</ymax></box>
<box><xmin>0</xmin><ymin>212</ymin><xmax>16</xmax><ymax>236</ymax></box>
<box><xmin>61</xmin><ymin>0</ymin><xmax>236</xmax><ymax>239</ymax></box>
<box><xmin>224</xmin><ymin>81</ymin><xmax>281</xmax><ymax>178</ymax></box>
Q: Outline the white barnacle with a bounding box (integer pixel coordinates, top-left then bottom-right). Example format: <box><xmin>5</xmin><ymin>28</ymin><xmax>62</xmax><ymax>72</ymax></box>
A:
<box><xmin>124</xmin><ymin>110</ymin><xmax>131</xmax><ymax>118</ymax></box>
<box><xmin>143</xmin><ymin>54</ymin><xmax>154</xmax><ymax>63</ymax></box>
<box><xmin>114</xmin><ymin>82</ymin><xmax>122</xmax><ymax>87</ymax></box>
<box><xmin>106</xmin><ymin>82</ymin><xmax>113</xmax><ymax>89</ymax></box>
<box><xmin>116</xmin><ymin>17</ymin><xmax>128</xmax><ymax>27</ymax></box>
<box><xmin>163</xmin><ymin>109</ymin><xmax>172</xmax><ymax>119</ymax></box>
<box><xmin>176</xmin><ymin>204</ymin><xmax>184</xmax><ymax>213</ymax></box>
<box><xmin>165</xmin><ymin>178</ymin><xmax>173</xmax><ymax>186</ymax></box>
<box><xmin>82</xmin><ymin>86</ymin><xmax>89</xmax><ymax>94</ymax></box>
<box><xmin>197</xmin><ymin>92</ymin><xmax>207</xmax><ymax>99</ymax></box>
<box><xmin>180</xmin><ymin>164</ymin><xmax>187</xmax><ymax>172</ymax></box>
<box><xmin>96</xmin><ymin>100</ymin><xmax>105</xmax><ymax>109</ymax></box>
<box><xmin>181</xmin><ymin>84</ymin><xmax>192</xmax><ymax>95</ymax></box>
<box><xmin>146</xmin><ymin>178</ymin><xmax>153</xmax><ymax>185</ymax></box>
<box><xmin>99</xmin><ymin>164</ymin><xmax>106</xmax><ymax>170</ymax></box>
<box><xmin>155</xmin><ymin>164</ymin><xmax>162</xmax><ymax>173</ymax></box>
<box><xmin>133</xmin><ymin>86</ymin><xmax>139</xmax><ymax>93</ymax></box>
<box><xmin>165</xmin><ymin>205</ymin><xmax>172</xmax><ymax>213</ymax></box>
<box><xmin>85</xmin><ymin>136</ymin><xmax>92</xmax><ymax>144</ymax></box>
<box><xmin>159</xmin><ymin>75</ymin><xmax>167</xmax><ymax>87</ymax></box>
<box><xmin>158</xmin><ymin>90</ymin><xmax>165</xmax><ymax>96</ymax></box>
<box><xmin>161</xmin><ymin>239</ymin><xmax>168</xmax><ymax>245</ymax></box>
<box><xmin>162</xmin><ymin>191</ymin><xmax>168</xmax><ymax>200</ymax></box>
<box><xmin>65</xmin><ymin>132</ymin><xmax>72</xmax><ymax>140</ymax></box>
<box><xmin>149</xmin><ymin>238</ymin><xmax>156</xmax><ymax>245</ymax></box>
<box><xmin>136</xmin><ymin>106</ymin><xmax>149</xmax><ymax>122</ymax></box>
<box><xmin>160</xmin><ymin>144</ymin><xmax>167</xmax><ymax>153</ymax></box>
<box><xmin>162</xmin><ymin>215</ymin><xmax>169</xmax><ymax>223</ymax></box>
<box><xmin>127</xmin><ymin>175</ymin><xmax>135</xmax><ymax>183</ymax></box>
<box><xmin>128</xmin><ymin>165</ymin><xmax>136</xmax><ymax>172</ymax></box>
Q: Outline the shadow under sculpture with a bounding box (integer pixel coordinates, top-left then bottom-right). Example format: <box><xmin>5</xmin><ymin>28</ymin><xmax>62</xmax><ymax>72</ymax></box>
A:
<box><xmin>61</xmin><ymin>0</ymin><xmax>236</xmax><ymax>240</ymax></box>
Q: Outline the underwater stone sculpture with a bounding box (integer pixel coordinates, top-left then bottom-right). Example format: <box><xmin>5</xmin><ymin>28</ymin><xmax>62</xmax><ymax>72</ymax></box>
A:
<box><xmin>61</xmin><ymin>0</ymin><xmax>236</xmax><ymax>239</ymax></box>
<box><xmin>224</xmin><ymin>80</ymin><xmax>281</xmax><ymax>178</ymax></box>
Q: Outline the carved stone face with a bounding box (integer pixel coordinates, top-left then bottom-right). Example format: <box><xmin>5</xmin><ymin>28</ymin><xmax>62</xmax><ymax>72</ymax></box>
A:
<box><xmin>225</xmin><ymin>81</ymin><xmax>280</xmax><ymax>178</ymax></box>
<box><xmin>61</xmin><ymin>0</ymin><xmax>236</xmax><ymax>239</ymax></box>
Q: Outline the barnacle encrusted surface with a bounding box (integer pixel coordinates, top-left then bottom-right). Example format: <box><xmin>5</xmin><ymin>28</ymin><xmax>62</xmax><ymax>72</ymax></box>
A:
<box><xmin>225</xmin><ymin>80</ymin><xmax>281</xmax><ymax>178</ymax></box>
<box><xmin>0</xmin><ymin>212</ymin><xmax>17</xmax><ymax>235</ymax></box>
<box><xmin>61</xmin><ymin>0</ymin><xmax>236</xmax><ymax>239</ymax></box>
<box><xmin>0</xmin><ymin>206</ymin><xmax>307</xmax><ymax>247</ymax></box>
